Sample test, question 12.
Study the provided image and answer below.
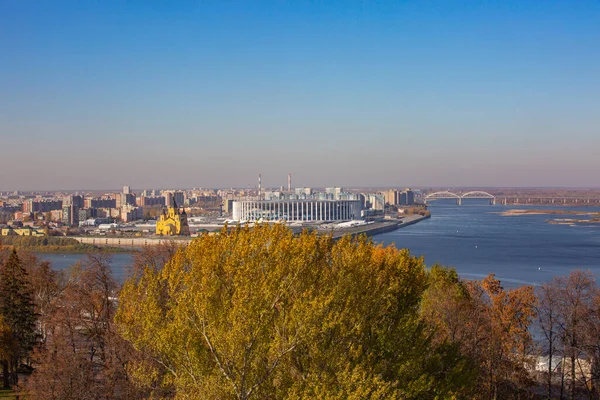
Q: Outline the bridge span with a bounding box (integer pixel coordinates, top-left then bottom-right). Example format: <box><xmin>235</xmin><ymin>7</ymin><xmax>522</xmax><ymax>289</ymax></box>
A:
<box><xmin>424</xmin><ymin>191</ymin><xmax>496</xmax><ymax>205</ymax></box>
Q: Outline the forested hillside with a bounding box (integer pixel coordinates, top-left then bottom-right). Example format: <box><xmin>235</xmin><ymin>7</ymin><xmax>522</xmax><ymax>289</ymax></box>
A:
<box><xmin>0</xmin><ymin>225</ymin><xmax>598</xmax><ymax>399</ymax></box>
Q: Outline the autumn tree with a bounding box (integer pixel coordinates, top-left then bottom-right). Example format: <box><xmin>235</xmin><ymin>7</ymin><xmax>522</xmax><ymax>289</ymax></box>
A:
<box><xmin>583</xmin><ymin>291</ymin><xmax>600</xmax><ymax>398</ymax></box>
<box><xmin>129</xmin><ymin>240</ymin><xmax>182</xmax><ymax>277</ymax></box>
<box><xmin>0</xmin><ymin>249</ymin><xmax>37</xmax><ymax>389</ymax></box>
<box><xmin>422</xmin><ymin>268</ymin><xmax>537</xmax><ymax>399</ymax></box>
<box><xmin>117</xmin><ymin>224</ymin><xmax>475</xmax><ymax>399</ymax></box>
<box><xmin>536</xmin><ymin>281</ymin><xmax>563</xmax><ymax>399</ymax></box>
<box><xmin>25</xmin><ymin>254</ymin><xmax>144</xmax><ymax>399</ymax></box>
<box><xmin>478</xmin><ymin>275</ymin><xmax>537</xmax><ymax>398</ymax></box>
<box><xmin>544</xmin><ymin>270</ymin><xmax>600</xmax><ymax>400</ymax></box>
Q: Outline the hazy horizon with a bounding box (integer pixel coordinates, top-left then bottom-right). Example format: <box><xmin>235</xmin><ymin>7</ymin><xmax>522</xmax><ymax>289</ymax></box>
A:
<box><xmin>2</xmin><ymin>1</ymin><xmax>599</xmax><ymax>190</ymax></box>
<box><xmin>4</xmin><ymin>184</ymin><xmax>600</xmax><ymax>194</ymax></box>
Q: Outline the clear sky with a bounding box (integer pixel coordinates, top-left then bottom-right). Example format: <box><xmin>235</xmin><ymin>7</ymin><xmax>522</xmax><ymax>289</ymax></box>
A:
<box><xmin>1</xmin><ymin>1</ymin><xmax>599</xmax><ymax>190</ymax></box>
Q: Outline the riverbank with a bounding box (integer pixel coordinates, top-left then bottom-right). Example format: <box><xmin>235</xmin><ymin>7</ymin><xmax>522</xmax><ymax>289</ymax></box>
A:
<box><xmin>0</xmin><ymin>236</ymin><xmax>128</xmax><ymax>253</ymax></box>
<box><xmin>332</xmin><ymin>214</ymin><xmax>430</xmax><ymax>240</ymax></box>
<box><xmin>68</xmin><ymin>215</ymin><xmax>431</xmax><ymax>248</ymax></box>
<box><xmin>72</xmin><ymin>236</ymin><xmax>191</xmax><ymax>249</ymax></box>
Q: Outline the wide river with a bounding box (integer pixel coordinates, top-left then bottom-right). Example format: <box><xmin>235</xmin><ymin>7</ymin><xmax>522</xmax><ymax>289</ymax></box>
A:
<box><xmin>374</xmin><ymin>201</ymin><xmax>600</xmax><ymax>288</ymax></box>
<box><xmin>40</xmin><ymin>201</ymin><xmax>600</xmax><ymax>287</ymax></box>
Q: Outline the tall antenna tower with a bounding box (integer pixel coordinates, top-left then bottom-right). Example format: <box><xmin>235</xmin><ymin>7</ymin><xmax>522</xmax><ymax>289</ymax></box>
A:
<box><xmin>258</xmin><ymin>173</ymin><xmax>262</xmax><ymax>200</ymax></box>
<box><xmin>288</xmin><ymin>173</ymin><xmax>291</xmax><ymax>191</ymax></box>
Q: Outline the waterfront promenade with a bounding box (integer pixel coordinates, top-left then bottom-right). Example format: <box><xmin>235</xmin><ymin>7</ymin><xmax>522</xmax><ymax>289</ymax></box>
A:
<box><xmin>331</xmin><ymin>214</ymin><xmax>430</xmax><ymax>240</ymax></box>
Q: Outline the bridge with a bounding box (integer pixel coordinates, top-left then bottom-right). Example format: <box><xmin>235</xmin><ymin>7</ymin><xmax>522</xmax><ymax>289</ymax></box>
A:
<box><xmin>424</xmin><ymin>191</ymin><xmax>496</xmax><ymax>205</ymax></box>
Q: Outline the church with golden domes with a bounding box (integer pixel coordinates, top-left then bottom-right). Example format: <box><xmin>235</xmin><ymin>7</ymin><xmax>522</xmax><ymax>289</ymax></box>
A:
<box><xmin>155</xmin><ymin>201</ymin><xmax>190</xmax><ymax>236</ymax></box>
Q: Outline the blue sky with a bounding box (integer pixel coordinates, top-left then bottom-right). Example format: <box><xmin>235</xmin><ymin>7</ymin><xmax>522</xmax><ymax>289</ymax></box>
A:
<box><xmin>1</xmin><ymin>1</ymin><xmax>599</xmax><ymax>190</ymax></box>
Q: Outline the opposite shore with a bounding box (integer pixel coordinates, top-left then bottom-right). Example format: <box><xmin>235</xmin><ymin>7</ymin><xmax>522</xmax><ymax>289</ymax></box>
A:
<box><xmin>3</xmin><ymin>214</ymin><xmax>432</xmax><ymax>254</ymax></box>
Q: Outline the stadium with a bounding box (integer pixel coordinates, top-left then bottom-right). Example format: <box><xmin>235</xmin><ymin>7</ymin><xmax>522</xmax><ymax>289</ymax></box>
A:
<box><xmin>232</xmin><ymin>199</ymin><xmax>362</xmax><ymax>222</ymax></box>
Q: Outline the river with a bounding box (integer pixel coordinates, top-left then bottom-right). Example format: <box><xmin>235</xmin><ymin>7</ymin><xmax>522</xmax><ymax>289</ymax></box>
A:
<box><xmin>39</xmin><ymin>201</ymin><xmax>600</xmax><ymax>287</ymax></box>
<box><xmin>38</xmin><ymin>252</ymin><xmax>134</xmax><ymax>282</ymax></box>
<box><xmin>373</xmin><ymin>201</ymin><xmax>600</xmax><ymax>288</ymax></box>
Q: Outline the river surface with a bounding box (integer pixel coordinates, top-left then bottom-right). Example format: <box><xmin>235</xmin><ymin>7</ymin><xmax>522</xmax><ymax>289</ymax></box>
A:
<box><xmin>38</xmin><ymin>252</ymin><xmax>134</xmax><ymax>282</ymax></box>
<box><xmin>373</xmin><ymin>201</ymin><xmax>600</xmax><ymax>288</ymax></box>
<box><xmin>39</xmin><ymin>201</ymin><xmax>600</xmax><ymax>287</ymax></box>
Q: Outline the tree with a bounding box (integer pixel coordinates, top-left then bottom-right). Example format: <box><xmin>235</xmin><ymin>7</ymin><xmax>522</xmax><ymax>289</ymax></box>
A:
<box><xmin>129</xmin><ymin>241</ymin><xmax>181</xmax><ymax>277</ymax></box>
<box><xmin>478</xmin><ymin>275</ymin><xmax>537</xmax><ymax>399</ymax></box>
<box><xmin>0</xmin><ymin>315</ymin><xmax>15</xmax><ymax>389</ymax></box>
<box><xmin>27</xmin><ymin>260</ymin><xmax>62</xmax><ymax>345</ymax></box>
<box><xmin>422</xmin><ymin>269</ymin><xmax>537</xmax><ymax>399</ymax></box>
<box><xmin>582</xmin><ymin>291</ymin><xmax>600</xmax><ymax>398</ymax></box>
<box><xmin>536</xmin><ymin>281</ymin><xmax>563</xmax><ymax>399</ymax></box>
<box><xmin>117</xmin><ymin>224</ymin><xmax>474</xmax><ymax>399</ymax></box>
<box><xmin>25</xmin><ymin>253</ymin><xmax>145</xmax><ymax>400</ymax></box>
<box><xmin>0</xmin><ymin>249</ymin><xmax>37</xmax><ymax>388</ymax></box>
<box><xmin>550</xmin><ymin>270</ymin><xmax>599</xmax><ymax>399</ymax></box>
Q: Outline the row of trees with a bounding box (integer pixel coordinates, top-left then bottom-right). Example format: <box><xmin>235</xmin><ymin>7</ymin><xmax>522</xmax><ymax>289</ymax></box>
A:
<box><xmin>537</xmin><ymin>271</ymin><xmax>600</xmax><ymax>399</ymax></box>
<box><xmin>0</xmin><ymin>225</ymin><xmax>599</xmax><ymax>399</ymax></box>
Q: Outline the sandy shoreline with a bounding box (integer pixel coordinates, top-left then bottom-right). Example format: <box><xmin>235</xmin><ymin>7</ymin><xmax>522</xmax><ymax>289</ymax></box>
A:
<box><xmin>496</xmin><ymin>209</ymin><xmax>600</xmax><ymax>217</ymax></box>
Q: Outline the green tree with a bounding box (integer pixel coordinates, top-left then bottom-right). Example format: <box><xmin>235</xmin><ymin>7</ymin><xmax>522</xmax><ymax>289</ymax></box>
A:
<box><xmin>0</xmin><ymin>249</ymin><xmax>37</xmax><ymax>388</ymax></box>
<box><xmin>117</xmin><ymin>224</ymin><xmax>474</xmax><ymax>399</ymax></box>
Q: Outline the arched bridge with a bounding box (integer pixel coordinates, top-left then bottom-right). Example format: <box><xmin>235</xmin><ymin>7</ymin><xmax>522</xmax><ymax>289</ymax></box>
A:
<box><xmin>424</xmin><ymin>191</ymin><xmax>496</xmax><ymax>205</ymax></box>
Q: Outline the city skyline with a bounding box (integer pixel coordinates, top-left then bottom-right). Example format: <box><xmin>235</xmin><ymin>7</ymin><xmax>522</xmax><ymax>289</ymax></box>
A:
<box><xmin>2</xmin><ymin>1</ymin><xmax>600</xmax><ymax>190</ymax></box>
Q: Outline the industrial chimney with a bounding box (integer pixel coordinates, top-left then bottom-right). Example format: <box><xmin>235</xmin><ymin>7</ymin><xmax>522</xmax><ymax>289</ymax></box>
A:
<box><xmin>258</xmin><ymin>173</ymin><xmax>262</xmax><ymax>200</ymax></box>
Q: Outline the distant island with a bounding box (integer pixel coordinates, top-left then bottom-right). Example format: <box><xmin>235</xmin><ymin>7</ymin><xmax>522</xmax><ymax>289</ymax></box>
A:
<box><xmin>496</xmin><ymin>209</ymin><xmax>600</xmax><ymax>225</ymax></box>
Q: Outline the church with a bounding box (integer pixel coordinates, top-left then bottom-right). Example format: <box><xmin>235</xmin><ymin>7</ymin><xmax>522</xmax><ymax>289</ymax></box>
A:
<box><xmin>155</xmin><ymin>201</ymin><xmax>190</xmax><ymax>236</ymax></box>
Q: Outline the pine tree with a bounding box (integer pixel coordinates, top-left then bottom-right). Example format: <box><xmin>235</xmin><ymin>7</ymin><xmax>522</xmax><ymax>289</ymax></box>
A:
<box><xmin>0</xmin><ymin>249</ymin><xmax>37</xmax><ymax>387</ymax></box>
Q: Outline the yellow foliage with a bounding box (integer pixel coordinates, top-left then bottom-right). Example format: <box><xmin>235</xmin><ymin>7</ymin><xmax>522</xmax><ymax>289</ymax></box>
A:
<box><xmin>117</xmin><ymin>224</ymin><xmax>468</xmax><ymax>399</ymax></box>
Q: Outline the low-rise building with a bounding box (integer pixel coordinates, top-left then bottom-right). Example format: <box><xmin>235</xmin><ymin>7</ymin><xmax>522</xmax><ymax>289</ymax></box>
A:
<box><xmin>1</xmin><ymin>226</ymin><xmax>45</xmax><ymax>236</ymax></box>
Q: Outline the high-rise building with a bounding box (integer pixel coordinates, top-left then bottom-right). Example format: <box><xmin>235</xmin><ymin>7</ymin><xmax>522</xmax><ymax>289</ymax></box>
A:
<box><xmin>123</xmin><ymin>185</ymin><xmax>131</xmax><ymax>195</ymax></box>
<box><xmin>164</xmin><ymin>191</ymin><xmax>185</xmax><ymax>207</ymax></box>
<box><xmin>223</xmin><ymin>199</ymin><xmax>234</xmax><ymax>214</ymax></box>
<box><xmin>399</xmin><ymin>189</ymin><xmax>415</xmax><ymax>205</ymax></box>
<box><xmin>78</xmin><ymin>208</ymin><xmax>92</xmax><ymax>225</ymax></box>
<box><xmin>368</xmin><ymin>194</ymin><xmax>385</xmax><ymax>211</ymax></box>
<box><xmin>23</xmin><ymin>199</ymin><xmax>62</xmax><ymax>213</ymax></box>
<box><xmin>325</xmin><ymin>187</ymin><xmax>343</xmax><ymax>200</ymax></box>
<box><xmin>62</xmin><ymin>204</ymin><xmax>78</xmax><ymax>227</ymax></box>
<box><xmin>121</xmin><ymin>205</ymin><xmax>143</xmax><ymax>222</ymax></box>
<box><xmin>138</xmin><ymin>196</ymin><xmax>166</xmax><ymax>207</ymax></box>
<box><xmin>295</xmin><ymin>187</ymin><xmax>313</xmax><ymax>196</ymax></box>
<box><xmin>116</xmin><ymin>193</ymin><xmax>136</xmax><ymax>208</ymax></box>
<box><xmin>383</xmin><ymin>189</ymin><xmax>399</xmax><ymax>206</ymax></box>
<box><xmin>63</xmin><ymin>195</ymin><xmax>84</xmax><ymax>208</ymax></box>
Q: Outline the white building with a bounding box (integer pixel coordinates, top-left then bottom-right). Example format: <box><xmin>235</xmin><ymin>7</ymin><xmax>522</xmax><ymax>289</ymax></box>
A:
<box><xmin>232</xmin><ymin>199</ymin><xmax>362</xmax><ymax>222</ymax></box>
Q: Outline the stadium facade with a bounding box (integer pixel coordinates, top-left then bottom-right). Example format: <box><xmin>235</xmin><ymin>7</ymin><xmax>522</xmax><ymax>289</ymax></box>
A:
<box><xmin>232</xmin><ymin>199</ymin><xmax>362</xmax><ymax>222</ymax></box>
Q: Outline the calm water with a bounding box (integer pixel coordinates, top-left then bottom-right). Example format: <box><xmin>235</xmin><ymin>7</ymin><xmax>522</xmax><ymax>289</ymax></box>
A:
<box><xmin>39</xmin><ymin>202</ymin><xmax>600</xmax><ymax>287</ymax></box>
<box><xmin>38</xmin><ymin>252</ymin><xmax>134</xmax><ymax>282</ymax></box>
<box><xmin>373</xmin><ymin>201</ymin><xmax>600</xmax><ymax>288</ymax></box>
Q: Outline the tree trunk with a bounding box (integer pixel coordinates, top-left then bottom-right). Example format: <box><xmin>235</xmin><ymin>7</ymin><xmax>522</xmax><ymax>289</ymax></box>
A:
<box><xmin>11</xmin><ymin>357</ymin><xmax>18</xmax><ymax>388</ymax></box>
<box><xmin>571</xmin><ymin>353</ymin><xmax>576</xmax><ymax>400</ymax></box>
<box><xmin>591</xmin><ymin>355</ymin><xmax>599</xmax><ymax>400</ymax></box>
<box><xmin>2</xmin><ymin>360</ymin><xmax>9</xmax><ymax>389</ymax></box>
<box><xmin>560</xmin><ymin>355</ymin><xmax>565</xmax><ymax>400</ymax></box>
<box><xmin>548</xmin><ymin>338</ymin><xmax>553</xmax><ymax>400</ymax></box>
